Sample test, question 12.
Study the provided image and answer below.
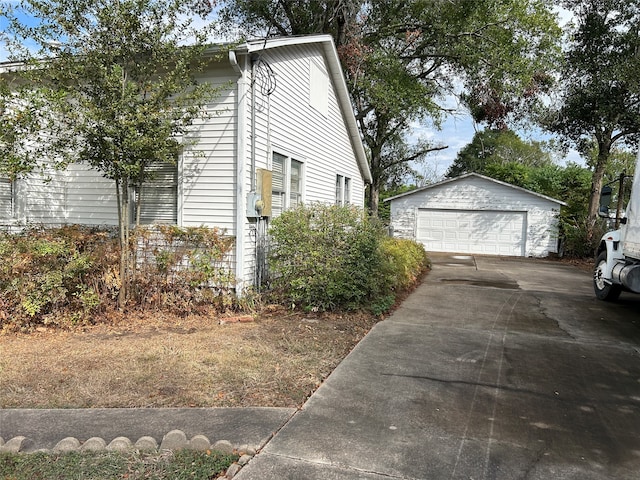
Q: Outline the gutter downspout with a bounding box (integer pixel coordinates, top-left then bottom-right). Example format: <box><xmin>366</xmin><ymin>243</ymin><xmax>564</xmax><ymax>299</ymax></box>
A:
<box><xmin>250</xmin><ymin>54</ymin><xmax>258</xmax><ymax>193</ymax></box>
<box><xmin>230</xmin><ymin>50</ymin><xmax>248</xmax><ymax>292</ymax></box>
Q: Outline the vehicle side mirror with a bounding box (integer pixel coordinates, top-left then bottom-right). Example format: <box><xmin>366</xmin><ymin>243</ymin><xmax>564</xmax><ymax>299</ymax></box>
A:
<box><xmin>599</xmin><ymin>185</ymin><xmax>612</xmax><ymax>217</ymax></box>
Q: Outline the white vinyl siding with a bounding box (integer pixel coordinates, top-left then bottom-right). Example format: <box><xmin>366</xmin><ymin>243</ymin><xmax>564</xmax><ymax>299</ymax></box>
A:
<box><xmin>138</xmin><ymin>161</ymin><xmax>178</xmax><ymax>224</ymax></box>
<box><xmin>180</xmin><ymin>69</ymin><xmax>237</xmax><ymax>232</ymax></box>
<box><xmin>24</xmin><ymin>168</ymin><xmax>67</xmax><ymax>225</ymax></box>
<box><xmin>64</xmin><ymin>164</ymin><xmax>118</xmax><ymax>225</ymax></box>
<box><xmin>389</xmin><ymin>175</ymin><xmax>563</xmax><ymax>258</ymax></box>
<box><xmin>29</xmin><ymin>160</ymin><xmax>179</xmax><ymax>226</ymax></box>
<box><xmin>0</xmin><ymin>178</ymin><xmax>12</xmax><ymax>219</ymax></box>
<box><xmin>249</xmin><ymin>44</ymin><xmax>365</xmax><ymax>209</ymax></box>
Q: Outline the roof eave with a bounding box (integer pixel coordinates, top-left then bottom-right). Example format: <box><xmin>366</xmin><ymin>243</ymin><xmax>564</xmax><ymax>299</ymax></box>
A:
<box><xmin>385</xmin><ymin>172</ymin><xmax>567</xmax><ymax>206</ymax></box>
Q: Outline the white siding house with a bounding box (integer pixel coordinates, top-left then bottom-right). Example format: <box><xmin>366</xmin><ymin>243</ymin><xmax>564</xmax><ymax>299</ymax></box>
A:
<box><xmin>0</xmin><ymin>35</ymin><xmax>372</xmax><ymax>288</ymax></box>
<box><xmin>386</xmin><ymin>173</ymin><xmax>565</xmax><ymax>257</ymax></box>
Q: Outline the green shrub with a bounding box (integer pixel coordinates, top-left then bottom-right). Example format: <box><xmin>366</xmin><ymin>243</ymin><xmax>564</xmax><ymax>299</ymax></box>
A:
<box><xmin>559</xmin><ymin>216</ymin><xmax>608</xmax><ymax>258</ymax></box>
<box><xmin>268</xmin><ymin>204</ymin><xmax>382</xmax><ymax>311</ymax></box>
<box><xmin>379</xmin><ymin>237</ymin><xmax>430</xmax><ymax>291</ymax></box>
<box><xmin>268</xmin><ymin>204</ymin><xmax>428</xmax><ymax>313</ymax></box>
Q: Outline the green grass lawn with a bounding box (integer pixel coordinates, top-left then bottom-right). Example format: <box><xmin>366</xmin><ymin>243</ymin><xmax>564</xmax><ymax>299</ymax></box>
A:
<box><xmin>0</xmin><ymin>449</ymin><xmax>238</xmax><ymax>480</ymax></box>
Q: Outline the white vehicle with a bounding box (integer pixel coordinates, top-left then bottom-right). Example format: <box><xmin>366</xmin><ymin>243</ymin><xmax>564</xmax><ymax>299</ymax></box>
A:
<box><xmin>594</xmin><ymin>153</ymin><xmax>640</xmax><ymax>300</ymax></box>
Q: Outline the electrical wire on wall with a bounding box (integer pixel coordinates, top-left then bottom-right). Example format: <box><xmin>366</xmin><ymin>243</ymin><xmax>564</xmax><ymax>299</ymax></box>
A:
<box><xmin>250</xmin><ymin>38</ymin><xmax>277</xmax><ymax>289</ymax></box>
<box><xmin>253</xmin><ymin>57</ymin><xmax>277</xmax><ymax>97</ymax></box>
<box><xmin>254</xmin><ymin>216</ymin><xmax>270</xmax><ymax>289</ymax></box>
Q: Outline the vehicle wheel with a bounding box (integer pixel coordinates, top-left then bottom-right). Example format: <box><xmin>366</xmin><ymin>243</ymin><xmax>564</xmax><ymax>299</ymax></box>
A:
<box><xmin>593</xmin><ymin>251</ymin><xmax>622</xmax><ymax>301</ymax></box>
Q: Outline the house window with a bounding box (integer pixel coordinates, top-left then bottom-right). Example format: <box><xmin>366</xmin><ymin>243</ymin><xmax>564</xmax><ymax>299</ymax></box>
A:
<box><xmin>136</xmin><ymin>161</ymin><xmax>178</xmax><ymax>224</ymax></box>
<box><xmin>0</xmin><ymin>177</ymin><xmax>13</xmax><ymax>220</ymax></box>
<box><xmin>344</xmin><ymin>177</ymin><xmax>351</xmax><ymax>205</ymax></box>
<box><xmin>272</xmin><ymin>152</ymin><xmax>303</xmax><ymax>217</ymax></box>
<box><xmin>335</xmin><ymin>175</ymin><xmax>351</xmax><ymax>206</ymax></box>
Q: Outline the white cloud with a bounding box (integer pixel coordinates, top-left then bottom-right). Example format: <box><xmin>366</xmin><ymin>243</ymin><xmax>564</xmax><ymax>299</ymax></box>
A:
<box><xmin>562</xmin><ymin>148</ymin><xmax>584</xmax><ymax>165</ymax></box>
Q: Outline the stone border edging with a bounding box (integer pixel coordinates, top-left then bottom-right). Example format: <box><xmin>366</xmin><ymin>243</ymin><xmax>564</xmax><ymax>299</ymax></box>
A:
<box><xmin>0</xmin><ymin>430</ymin><xmax>256</xmax><ymax>479</ymax></box>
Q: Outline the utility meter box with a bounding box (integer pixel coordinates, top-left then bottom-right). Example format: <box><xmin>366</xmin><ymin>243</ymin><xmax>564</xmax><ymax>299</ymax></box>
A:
<box><xmin>246</xmin><ymin>192</ymin><xmax>262</xmax><ymax>217</ymax></box>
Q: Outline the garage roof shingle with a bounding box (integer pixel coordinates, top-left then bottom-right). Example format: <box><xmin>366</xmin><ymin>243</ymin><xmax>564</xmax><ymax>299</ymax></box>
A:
<box><xmin>384</xmin><ymin>173</ymin><xmax>567</xmax><ymax>206</ymax></box>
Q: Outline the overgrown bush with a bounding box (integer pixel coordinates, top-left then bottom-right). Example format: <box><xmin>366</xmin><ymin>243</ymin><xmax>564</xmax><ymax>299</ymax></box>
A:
<box><xmin>0</xmin><ymin>225</ymin><xmax>118</xmax><ymax>330</ymax></box>
<box><xmin>559</xmin><ymin>217</ymin><xmax>608</xmax><ymax>258</ymax></box>
<box><xmin>0</xmin><ymin>224</ymin><xmax>237</xmax><ymax>331</ymax></box>
<box><xmin>132</xmin><ymin>225</ymin><xmax>236</xmax><ymax>312</ymax></box>
<box><xmin>268</xmin><ymin>204</ymin><xmax>428</xmax><ymax>313</ymax></box>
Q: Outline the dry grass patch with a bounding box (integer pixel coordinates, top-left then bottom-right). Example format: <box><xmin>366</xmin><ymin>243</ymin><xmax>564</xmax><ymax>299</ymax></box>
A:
<box><xmin>0</xmin><ymin>308</ymin><xmax>378</xmax><ymax>409</ymax></box>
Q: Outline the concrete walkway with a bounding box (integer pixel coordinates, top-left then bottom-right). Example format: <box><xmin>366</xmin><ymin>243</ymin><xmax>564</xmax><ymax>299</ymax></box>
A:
<box><xmin>0</xmin><ymin>407</ymin><xmax>296</xmax><ymax>454</ymax></box>
<box><xmin>236</xmin><ymin>254</ymin><xmax>640</xmax><ymax>479</ymax></box>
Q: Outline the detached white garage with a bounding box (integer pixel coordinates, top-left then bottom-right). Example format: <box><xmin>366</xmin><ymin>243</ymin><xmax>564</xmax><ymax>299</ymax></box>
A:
<box><xmin>386</xmin><ymin>173</ymin><xmax>565</xmax><ymax>257</ymax></box>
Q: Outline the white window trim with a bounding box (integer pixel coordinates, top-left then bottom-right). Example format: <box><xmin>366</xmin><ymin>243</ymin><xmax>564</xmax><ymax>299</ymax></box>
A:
<box><xmin>270</xmin><ymin>149</ymin><xmax>305</xmax><ymax>217</ymax></box>
<box><xmin>335</xmin><ymin>173</ymin><xmax>351</xmax><ymax>206</ymax></box>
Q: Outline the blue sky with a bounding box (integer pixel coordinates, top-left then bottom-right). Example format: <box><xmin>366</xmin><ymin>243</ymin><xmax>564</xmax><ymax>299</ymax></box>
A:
<box><xmin>0</xmin><ymin>1</ymin><xmax>39</xmax><ymax>60</ymax></box>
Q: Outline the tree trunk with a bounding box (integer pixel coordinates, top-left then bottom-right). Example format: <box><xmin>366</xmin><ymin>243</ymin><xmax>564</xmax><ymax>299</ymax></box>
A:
<box><xmin>368</xmin><ymin>181</ymin><xmax>380</xmax><ymax>217</ymax></box>
<box><xmin>367</xmin><ymin>146</ymin><xmax>382</xmax><ymax>216</ymax></box>
<box><xmin>117</xmin><ymin>178</ymin><xmax>131</xmax><ymax>309</ymax></box>
<box><xmin>586</xmin><ymin>140</ymin><xmax>611</xmax><ymax>243</ymax></box>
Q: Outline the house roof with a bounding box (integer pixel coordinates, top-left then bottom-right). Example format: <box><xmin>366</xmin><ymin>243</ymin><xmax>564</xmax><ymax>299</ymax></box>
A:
<box><xmin>384</xmin><ymin>172</ymin><xmax>567</xmax><ymax>206</ymax></box>
<box><xmin>232</xmin><ymin>35</ymin><xmax>372</xmax><ymax>184</ymax></box>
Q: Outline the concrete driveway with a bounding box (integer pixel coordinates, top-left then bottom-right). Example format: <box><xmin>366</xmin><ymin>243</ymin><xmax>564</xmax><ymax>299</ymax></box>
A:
<box><xmin>237</xmin><ymin>254</ymin><xmax>640</xmax><ymax>480</ymax></box>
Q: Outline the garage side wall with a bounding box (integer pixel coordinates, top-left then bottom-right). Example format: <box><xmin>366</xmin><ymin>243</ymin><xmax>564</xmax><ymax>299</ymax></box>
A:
<box><xmin>389</xmin><ymin>176</ymin><xmax>561</xmax><ymax>257</ymax></box>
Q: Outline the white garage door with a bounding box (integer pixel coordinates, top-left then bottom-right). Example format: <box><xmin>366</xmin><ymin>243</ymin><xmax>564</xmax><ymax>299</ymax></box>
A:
<box><xmin>416</xmin><ymin>209</ymin><xmax>526</xmax><ymax>256</ymax></box>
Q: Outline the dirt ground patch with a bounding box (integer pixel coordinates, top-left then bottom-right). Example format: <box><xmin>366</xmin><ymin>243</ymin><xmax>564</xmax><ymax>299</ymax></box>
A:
<box><xmin>0</xmin><ymin>308</ymin><xmax>379</xmax><ymax>409</ymax></box>
<box><xmin>556</xmin><ymin>256</ymin><xmax>594</xmax><ymax>274</ymax></box>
